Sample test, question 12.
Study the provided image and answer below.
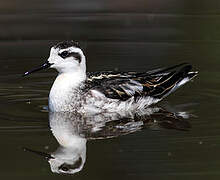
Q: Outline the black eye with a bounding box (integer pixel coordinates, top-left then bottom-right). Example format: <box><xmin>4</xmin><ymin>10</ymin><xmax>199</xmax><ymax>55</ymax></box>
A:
<box><xmin>58</xmin><ymin>164</ymin><xmax>69</xmax><ymax>172</ymax></box>
<box><xmin>59</xmin><ymin>51</ymin><xmax>69</xmax><ymax>58</ymax></box>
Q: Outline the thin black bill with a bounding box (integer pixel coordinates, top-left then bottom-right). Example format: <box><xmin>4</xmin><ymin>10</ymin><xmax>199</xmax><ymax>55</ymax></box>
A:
<box><xmin>23</xmin><ymin>61</ymin><xmax>52</xmax><ymax>77</ymax></box>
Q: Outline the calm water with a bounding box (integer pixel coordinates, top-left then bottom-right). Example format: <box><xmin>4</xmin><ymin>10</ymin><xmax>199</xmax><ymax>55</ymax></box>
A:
<box><xmin>0</xmin><ymin>0</ymin><xmax>220</xmax><ymax>179</ymax></box>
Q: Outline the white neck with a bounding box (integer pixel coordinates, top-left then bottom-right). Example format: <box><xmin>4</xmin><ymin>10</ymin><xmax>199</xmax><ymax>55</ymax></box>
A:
<box><xmin>49</xmin><ymin>71</ymin><xmax>86</xmax><ymax>112</ymax></box>
<box><xmin>56</xmin><ymin>70</ymin><xmax>86</xmax><ymax>87</ymax></box>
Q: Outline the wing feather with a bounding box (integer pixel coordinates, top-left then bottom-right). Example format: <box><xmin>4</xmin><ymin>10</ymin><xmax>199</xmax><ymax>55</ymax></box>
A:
<box><xmin>85</xmin><ymin>63</ymin><xmax>198</xmax><ymax>101</ymax></box>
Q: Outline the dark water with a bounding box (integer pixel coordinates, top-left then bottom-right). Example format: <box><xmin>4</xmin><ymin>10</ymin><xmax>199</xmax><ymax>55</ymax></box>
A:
<box><xmin>0</xmin><ymin>0</ymin><xmax>220</xmax><ymax>179</ymax></box>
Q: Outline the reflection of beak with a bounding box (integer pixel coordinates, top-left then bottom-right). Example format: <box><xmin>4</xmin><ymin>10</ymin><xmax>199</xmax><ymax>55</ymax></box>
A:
<box><xmin>23</xmin><ymin>61</ymin><xmax>52</xmax><ymax>77</ymax></box>
<box><xmin>23</xmin><ymin>147</ymin><xmax>54</xmax><ymax>161</ymax></box>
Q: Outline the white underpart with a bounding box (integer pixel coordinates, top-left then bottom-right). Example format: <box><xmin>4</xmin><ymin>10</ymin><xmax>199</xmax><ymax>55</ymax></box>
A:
<box><xmin>81</xmin><ymin>79</ymin><xmax>160</xmax><ymax>114</ymax></box>
<box><xmin>82</xmin><ymin>89</ymin><xmax>160</xmax><ymax>115</ymax></box>
<box><xmin>49</xmin><ymin>72</ymin><xmax>86</xmax><ymax>112</ymax></box>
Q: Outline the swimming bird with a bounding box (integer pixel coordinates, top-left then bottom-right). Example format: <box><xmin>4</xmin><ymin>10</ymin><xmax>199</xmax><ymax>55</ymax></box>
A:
<box><xmin>23</xmin><ymin>41</ymin><xmax>198</xmax><ymax>114</ymax></box>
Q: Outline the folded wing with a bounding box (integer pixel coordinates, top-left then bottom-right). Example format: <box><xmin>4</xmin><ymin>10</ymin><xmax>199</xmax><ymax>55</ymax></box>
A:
<box><xmin>85</xmin><ymin>63</ymin><xmax>198</xmax><ymax>101</ymax></box>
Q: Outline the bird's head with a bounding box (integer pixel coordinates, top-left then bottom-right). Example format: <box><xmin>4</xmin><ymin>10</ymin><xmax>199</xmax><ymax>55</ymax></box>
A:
<box><xmin>23</xmin><ymin>41</ymin><xmax>86</xmax><ymax>76</ymax></box>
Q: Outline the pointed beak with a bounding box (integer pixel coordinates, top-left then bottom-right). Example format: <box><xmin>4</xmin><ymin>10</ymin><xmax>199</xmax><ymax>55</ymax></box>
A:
<box><xmin>23</xmin><ymin>147</ymin><xmax>54</xmax><ymax>161</ymax></box>
<box><xmin>23</xmin><ymin>61</ymin><xmax>52</xmax><ymax>77</ymax></box>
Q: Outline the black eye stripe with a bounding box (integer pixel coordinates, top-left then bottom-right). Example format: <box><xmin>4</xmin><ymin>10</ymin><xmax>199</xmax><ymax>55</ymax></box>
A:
<box><xmin>70</xmin><ymin>52</ymin><xmax>81</xmax><ymax>63</ymax></box>
<box><xmin>58</xmin><ymin>52</ymin><xmax>81</xmax><ymax>63</ymax></box>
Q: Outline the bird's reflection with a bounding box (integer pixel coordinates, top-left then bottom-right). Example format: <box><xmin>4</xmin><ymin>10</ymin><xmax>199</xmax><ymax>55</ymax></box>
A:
<box><xmin>24</xmin><ymin>106</ymin><xmax>192</xmax><ymax>174</ymax></box>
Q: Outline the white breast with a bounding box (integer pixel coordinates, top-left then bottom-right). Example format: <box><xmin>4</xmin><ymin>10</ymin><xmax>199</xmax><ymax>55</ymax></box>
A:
<box><xmin>49</xmin><ymin>72</ymin><xmax>86</xmax><ymax>112</ymax></box>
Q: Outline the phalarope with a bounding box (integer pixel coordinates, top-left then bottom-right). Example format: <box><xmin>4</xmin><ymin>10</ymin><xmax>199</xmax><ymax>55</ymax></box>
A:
<box><xmin>23</xmin><ymin>41</ymin><xmax>198</xmax><ymax>113</ymax></box>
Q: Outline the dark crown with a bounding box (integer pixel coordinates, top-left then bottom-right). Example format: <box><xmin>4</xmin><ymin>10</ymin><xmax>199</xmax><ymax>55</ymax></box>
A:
<box><xmin>54</xmin><ymin>41</ymin><xmax>80</xmax><ymax>49</ymax></box>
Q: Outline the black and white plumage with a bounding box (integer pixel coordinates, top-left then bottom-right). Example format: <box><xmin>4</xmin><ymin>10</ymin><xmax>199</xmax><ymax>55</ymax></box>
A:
<box><xmin>85</xmin><ymin>63</ymin><xmax>197</xmax><ymax>101</ymax></box>
<box><xmin>23</xmin><ymin>41</ymin><xmax>198</xmax><ymax>114</ymax></box>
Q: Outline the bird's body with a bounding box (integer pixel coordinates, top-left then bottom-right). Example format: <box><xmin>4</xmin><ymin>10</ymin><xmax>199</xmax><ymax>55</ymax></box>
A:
<box><xmin>24</xmin><ymin>41</ymin><xmax>198</xmax><ymax>114</ymax></box>
<box><xmin>48</xmin><ymin>72</ymin><xmax>159</xmax><ymax>113</ymax></box>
